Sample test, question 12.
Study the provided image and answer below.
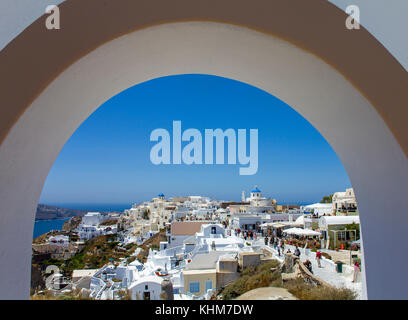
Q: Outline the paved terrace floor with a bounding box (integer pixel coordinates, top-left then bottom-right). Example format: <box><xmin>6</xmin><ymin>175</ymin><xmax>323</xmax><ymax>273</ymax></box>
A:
<box><xmin>233</xmin><ymin>234</ymin><xmax>362</xmax><ymax>299</ymax></box>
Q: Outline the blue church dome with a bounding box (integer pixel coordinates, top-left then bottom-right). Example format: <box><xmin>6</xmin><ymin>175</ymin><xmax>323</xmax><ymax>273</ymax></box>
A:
<box><xmin>251</xmin><ymin>187</ymin><xmax>261</xmax><ymax>193</ymax></box>
<box><xmin>158</xmin><ymin>193</ymin><xmax>165</xmax><ymax>197</ymax></box>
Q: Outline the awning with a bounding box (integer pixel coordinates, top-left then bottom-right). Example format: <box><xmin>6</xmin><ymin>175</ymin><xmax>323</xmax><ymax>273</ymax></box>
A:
<box><xmin>261</xmin><ymin>221</ymin><xmax>303</xmax><ymax>228</ymax></box>
<box><xmin>283</xmin><ymin>227</ymin><xmax>320</xmax><ymax>236</ymax></box>
<box><xmin>260</xmin><ymin>222</ymin><xmax>286</xmax><ymax>228</ymax></box>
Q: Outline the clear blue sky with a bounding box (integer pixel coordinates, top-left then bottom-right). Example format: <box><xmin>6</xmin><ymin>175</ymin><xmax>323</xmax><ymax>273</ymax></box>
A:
<box><xmin>39</xmin><ymin>74</ymin><xmax>351</xmax><ymax>208</ymax></box>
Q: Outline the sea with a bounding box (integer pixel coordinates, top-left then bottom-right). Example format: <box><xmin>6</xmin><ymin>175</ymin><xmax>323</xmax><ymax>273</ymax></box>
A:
<box><xmin>33</xmin><ymin>203</ymin><xmax>132</xmax><ymax>239</ymax></box>
<box><xmin>33</xmin><ymin>218</ymin><xmax>70</xmax><ymax>239</ymax></box>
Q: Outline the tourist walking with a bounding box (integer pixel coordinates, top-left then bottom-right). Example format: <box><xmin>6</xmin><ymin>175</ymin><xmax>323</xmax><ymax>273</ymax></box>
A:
<box><xmin>352</xmin><ymin>261</ymin><xmax>360</xmax><ymax>283</ymax></box>
<box><xmin>316</xmin><ymin>250</ymin><xmax>322</xmax><ymax>268</ymax></box>
<box><xmin>264</xmin><ymin>236</ymin><xmax>269</xmax><ymax>246</ymax></box>
<box><xmin>294</xmin><ymin>246</ymin><xmax>301</xmax><ymax>258</ymax></box>
<box><xmin>277</xmin><ymin>246</ymin><xmax>281</xmax><ymax>257</ymax></box>
<box><xmin>304</xmin><ymin>259</ymin><xmax>313</xmax><ymax>274</ymax></box>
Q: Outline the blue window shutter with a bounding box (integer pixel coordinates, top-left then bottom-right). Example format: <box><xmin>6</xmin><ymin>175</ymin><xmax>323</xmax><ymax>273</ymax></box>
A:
<box><xmin>205</xmin><ymin>280</ymin><xmax>212</xmax><ymax>291</ymax></box>
<box><xmin>189</xmin><ymin>282</ymin><xmax>200</xmax><ymax>293</ymax></box>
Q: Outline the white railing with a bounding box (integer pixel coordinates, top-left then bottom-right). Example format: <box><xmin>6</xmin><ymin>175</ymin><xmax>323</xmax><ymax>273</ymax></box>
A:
<box><xmin>90</xmin><ymin>277</ymin><xmax>106</xmax><ymax>299</ymax></box>
<box><xmin>188</xmin><ymin>243</ymin><xmax>202</xmax><ymax>260</ymax></box>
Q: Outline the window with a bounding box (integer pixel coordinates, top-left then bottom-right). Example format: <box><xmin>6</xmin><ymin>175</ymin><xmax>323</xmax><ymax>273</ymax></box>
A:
<box><xmin>205</xmin><ymin>280</ymin><xmax>213</xmax><ymax>292</ymax></box>
<box><xmin>145</xmin><ymin>285</ymin><xmax>148</xmax><ymax>290</ymax></box>
<box><xmin>189</xmin><ymin>281</ymin><xmax>200</xmax><ymax>293</ymax></box>
<box><xmin>338</xmin><ymin>231</ymin><xmax>346</xmax><ymax>241</ymax></box>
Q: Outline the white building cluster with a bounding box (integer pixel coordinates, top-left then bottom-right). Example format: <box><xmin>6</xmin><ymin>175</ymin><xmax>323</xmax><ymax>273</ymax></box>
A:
<box><xmin>76</xmin><ymin>212</ymin><xmax>119</xmax><ymax>241</ymax></box>
<box><xmin>80</xmin><ymin>221</ymin><xmax>272</xmax><ymax>300</ymax></box>
<box><xmin>59</xmin><ymin>185</ymin><xmax>360</xmax><ymax>300</ymax></box>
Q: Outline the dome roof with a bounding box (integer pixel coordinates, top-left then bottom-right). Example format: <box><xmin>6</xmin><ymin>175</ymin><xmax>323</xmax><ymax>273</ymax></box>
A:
<box><xmin>251</xmin><ymin>186</ymin><xmax>261</xmax><ymax>193</ymax></box>
<box><xmin>158</xmin><ymin>193</ymin><xmax>165</xmax><ymax>197</ymax></box>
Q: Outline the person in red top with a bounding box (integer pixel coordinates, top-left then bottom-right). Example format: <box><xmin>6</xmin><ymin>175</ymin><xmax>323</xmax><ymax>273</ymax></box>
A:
<box><xmin>352</xmin><ymin>261</ymin><xmax>360</xmax><ymax>283</ymax></box>
<box><xmin>316</xmin><ymin>250</ymin><xmax>322</xmax><ymax>268</ymax></box>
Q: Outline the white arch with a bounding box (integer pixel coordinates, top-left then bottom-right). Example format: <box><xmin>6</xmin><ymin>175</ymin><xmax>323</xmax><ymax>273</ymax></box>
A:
<box><xmin>0</xmin><ymin>22</ymin><xmax>407</xmax><ymax>299</ymax></box>
<box><xmin>2</xmin><ymin>0</ymin><xmax>408</xmax><ymax>71</ymax></box>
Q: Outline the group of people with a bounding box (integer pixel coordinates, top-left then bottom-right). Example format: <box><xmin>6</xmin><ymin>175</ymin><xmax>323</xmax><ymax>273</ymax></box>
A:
<box><xmin>269</xmin><ymin>238</ymin><xmax>324</xmax><ymax>275</ymax></box>
<box><xmin>235</xmin><ymin>228</ymin><xmax>360</xmax><ymax>284</ymax></box>
<box><xmin>235</xmin><ymin>228</ymin><xmax>258</xmax><ymax>241</ymax></box>
<box><xmin>264</xmin><ymin>235</ymin><xmax>287</xmax><ymax>256</ymax></box>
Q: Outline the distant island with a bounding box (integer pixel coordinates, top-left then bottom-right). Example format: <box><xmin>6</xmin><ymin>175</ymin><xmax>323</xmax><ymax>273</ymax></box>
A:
<box><xmin>36</xmin><ymin>204</ymin><xmax>89</xmax><ymax>221</ymax></box>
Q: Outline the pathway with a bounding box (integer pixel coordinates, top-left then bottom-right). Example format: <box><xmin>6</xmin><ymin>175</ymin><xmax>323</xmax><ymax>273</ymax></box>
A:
<box><xmin>260</xmin><ymin>239</ymin><xmax>362</xmax><ymax>299</ymax></box>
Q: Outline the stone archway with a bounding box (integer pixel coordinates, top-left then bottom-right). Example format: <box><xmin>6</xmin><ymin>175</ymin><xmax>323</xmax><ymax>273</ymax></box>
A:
<box><xmin>0</xmin><ymin>1</ymin><xmax>407</xmax><ymax>300</ymax></box>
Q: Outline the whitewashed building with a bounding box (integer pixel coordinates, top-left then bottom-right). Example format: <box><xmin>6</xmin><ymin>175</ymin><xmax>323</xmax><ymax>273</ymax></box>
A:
<box><xmin>303</xmin><ymin>203</ymin><xmax>333</xmax><ymax>216</ymax></box>
<box><xmin>128</xmin><ymin>275</ymin><xmax>163</xmax><ymax>300</ymax></box>
<box><xmin>332</xmin><ymin>188</ymin><xmax>357</xmax><ymax>214</ymax></box>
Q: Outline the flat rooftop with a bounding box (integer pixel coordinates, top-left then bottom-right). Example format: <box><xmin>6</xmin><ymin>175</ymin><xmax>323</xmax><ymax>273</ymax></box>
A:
<box><xmin>171</xmin><ymin>221</ymin><xmax>214</xmax><ymax>235</ymax></box>
<box><xmin>182</xmin><ymin>268</ymin><xmax>216</xmax><ymax>275</ymax></box>
<box><xmin>185</xmin><ymin>251</ymin><xmax>226</xmax><ymax>270</ymax></box>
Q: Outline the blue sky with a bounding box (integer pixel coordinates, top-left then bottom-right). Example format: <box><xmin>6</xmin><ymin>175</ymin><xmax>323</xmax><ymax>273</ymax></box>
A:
<box><xmin>39</xmin><ymin>74</ymin><xmax>351</xmax><ymax>208</ymax></box>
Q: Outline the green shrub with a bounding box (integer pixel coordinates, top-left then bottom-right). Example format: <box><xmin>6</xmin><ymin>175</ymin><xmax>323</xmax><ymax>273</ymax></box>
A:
<box><xmin>256</xmin><ymin>260</ymin><xmax>279</xmax><ymax>272</ymax></box>
<box><xmin>283</xmin><ymin>278</ymin><xmax>357</xmax><ymax>300</ymax></box>
<box><xmin>245</xmin><ymin>269</ymin><xmax>281</xmax><ymax>291</ymax></box>
<box><xmin>221</xmin><ymin>260</ymin><xmax>281</xmax><ymax>300</ymax></box>
<box><xmin>241</xmin><ymin>266</ymin><xmax>255</xmax><ymax>277</ymax></box>
<box><xmin>221</xmin><ymin>275</ymin><xmax>250</xmax><ymax>300</ymax></box>
<box><xmin>269</xmin><ymin>277</ymin><xmax>283</xmax><ymax>288</ymax></box>
<box><xmin>108</xmin><ymin>241</ymin><xmax>119</xmax><ymax>250</ymax></box>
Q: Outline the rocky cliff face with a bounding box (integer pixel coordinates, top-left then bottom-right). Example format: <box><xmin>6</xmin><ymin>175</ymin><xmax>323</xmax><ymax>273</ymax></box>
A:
<box><xmin>36</xmin><ymin>204</ymin><xmax>88</xmax><ymax>220</ymax></box>
<box><xmin>31</xmin><ymin>264</ymin><xmax>45</xmax><ymax>293</ymax></box>
<box><xmin>62</xmin><ymin>216</ymin><xmax>82</xmax><ymax>232</ymax></box>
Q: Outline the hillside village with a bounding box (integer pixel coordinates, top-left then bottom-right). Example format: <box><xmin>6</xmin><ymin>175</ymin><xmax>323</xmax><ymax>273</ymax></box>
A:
<box><xmin>31</xmin><ymin>186</ymin><xmax>361</xmax><ymax>300</ymax></box>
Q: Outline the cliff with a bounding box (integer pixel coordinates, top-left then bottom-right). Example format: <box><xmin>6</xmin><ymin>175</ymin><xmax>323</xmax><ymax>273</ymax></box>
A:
<box><xmin>36</xmin><ymin>204</ymin><xmax>88</xmax><ymax>220</ymax></box>
<box><xmin>61</xmin><ymin>216</ymin><xmax>82</xmax><ymax>232</ymax></box>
